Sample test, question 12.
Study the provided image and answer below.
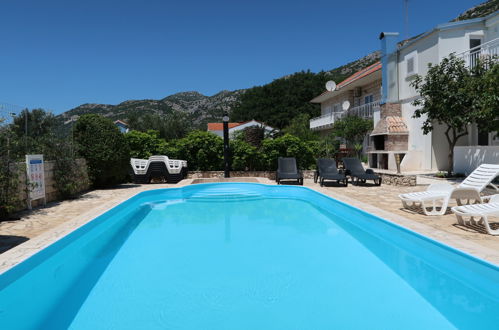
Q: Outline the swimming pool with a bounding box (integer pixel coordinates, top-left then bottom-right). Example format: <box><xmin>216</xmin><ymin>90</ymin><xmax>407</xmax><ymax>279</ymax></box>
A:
<box><xmin>1</xmin><ymin>183</ymin><xmax>498</xmax><ymax>329</ymax></box>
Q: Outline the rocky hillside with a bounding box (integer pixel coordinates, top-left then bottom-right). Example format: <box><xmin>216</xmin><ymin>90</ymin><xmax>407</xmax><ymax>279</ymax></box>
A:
<box><xmin>452</xmin><ymin>0</ymin><xmax>498</xmax><ymax>21</ymax></box>
<box><xmin>57</xmin><ymin>51</ymin><xmax>380</xmax><ymax>130</ymax></box>
<box><xmin>57</xmin><ymin>89</ymin><xmax>245</xmax><ymax>129</ymax></box>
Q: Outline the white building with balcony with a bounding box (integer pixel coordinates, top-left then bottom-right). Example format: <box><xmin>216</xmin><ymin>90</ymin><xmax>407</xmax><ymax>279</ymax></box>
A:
<box><xmin>309</xmin><ymin>61</ymin><xmax>381</xmax><ymax>134</ymax></box>
<box><xmin>376</xmin><ymin>11</ymin><xmax>499</xmax><ymax>173</ymax></box>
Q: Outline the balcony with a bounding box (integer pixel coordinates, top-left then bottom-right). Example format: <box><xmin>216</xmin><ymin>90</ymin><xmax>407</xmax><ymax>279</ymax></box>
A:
<box><xmin>309</xmin><ymin>112</ymin><xmax>344</xmax><ymax>130</ymax></box>
<box><xmin>349</xmin><ymin>100</ymin><xmax>379</xmax><ymax>119</ymax></box>
<box><xmin>457</xmin><ymin>37</ymin><xmax>499</xmax><ymax>69</ymax></box>
<box><xmin>309</xmin><ymin>100</ymin><xmax>379</xmax><ymax>131</ymax></box>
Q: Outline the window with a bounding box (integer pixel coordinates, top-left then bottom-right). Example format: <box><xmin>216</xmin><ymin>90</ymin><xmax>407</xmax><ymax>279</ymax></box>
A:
<box><xmin>364</xmin><ymin>94</ymin><xmax>373</xmax><ymax>105</ymax></box>
<box><xmin>405</xmin><ymin>50</ymin><xmax>417</xmax><ymax>77</ymax></box>
<box><xmin>333</xmin><ymin>103</ymin><xmax>342</xmax><ymax>112</ymax></box>
<box><xmin>469</xmin><ymin>38</ymin><xmax>482</xmax><ymax>50</ymax></box>
<box><xmin>478</xmin><ymin>130</ymin><xmax>489</xmax><ymax>146</ymax></box>
<box><xmin>324</xmin><ymin>104</ymin><xmax>333</xmax><ymax>115</ymax></box>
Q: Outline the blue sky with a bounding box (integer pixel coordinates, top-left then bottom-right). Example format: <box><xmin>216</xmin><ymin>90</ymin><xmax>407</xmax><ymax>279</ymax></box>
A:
<box><xmin>0</xmin><ymin>0</ymin><xmax>485</xmax><ymax>113</ymax></box>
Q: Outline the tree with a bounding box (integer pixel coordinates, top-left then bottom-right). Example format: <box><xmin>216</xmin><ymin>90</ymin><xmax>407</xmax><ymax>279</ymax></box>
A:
<box><xmin>282</xmin><ymin>113</ymin><xmax>319</xmax><ymax>141</ymax></box>
<box><xmin>175</xmin><ymin>131</ymin><xmax>224</xmax><ymax>170</ymax></box>
<box><xmin>127</xmin><ymin>111</ymin><xmax>191</xmax><ymax>140</ymax></box>
<box><xmin>469</xmin><ymin>58</ymin><xmax>499</xmax><ymax>138</ymax></box>
<box><xmin>231</xmin><ymin>71</ymin><xmax>326</xmax><ymax>129</ymax></box>
<box><xmin>331</xmin><ymin>115</ymin><xmax>373</xmax><ymax>148</ymax></box>
<box><xmin>230</xmin><ymin>139</ymin><xmax>260</xmax><ymax>171</ymax></box>
<box><xmin>411</xmin><ymin>54</ymin><xmax>498</xmax><ymax>175</ymax></box>
<box><xmin>74</xmin><ymin>114</ymin><xmax>130</xmax><ymax>187</ymax></box>
<box><xmin>12</xmin><ymin>109</ymin><xmax>56</xmax><ymax>137</ymax></box>
<box><xmin>240</xmin><ymin>126</ymin><xmax>265</xmax><ymax>147</ymax></box>
<box><xmin>10</xmin><ymin>108</ymin><xmax>58</xmax><ymax>157</ymax></box>
<box><xmin>125</xmin><ymin>130</ymin><xmax>167</xmax><ymax>158</ymax></box>
<box><xmin>0</xmin><ymin>128</ymin><xmax>22</xmax><ymax>219</ymax></box>
<box><xmin>261</xmin><ymin>134</ymin><xmax>315</xmax><ymax>170</ymax></box>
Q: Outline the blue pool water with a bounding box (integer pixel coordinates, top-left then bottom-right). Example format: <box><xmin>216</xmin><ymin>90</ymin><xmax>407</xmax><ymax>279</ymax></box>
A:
<box><xmin>1</xmin><ymin>183</ymin><xmax>498</xmax><ymax>329</ymax></box>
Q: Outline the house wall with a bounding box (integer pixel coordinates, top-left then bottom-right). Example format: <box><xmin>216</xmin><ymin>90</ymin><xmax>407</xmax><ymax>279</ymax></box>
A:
<box><xmin>454</xmin><ymin>146</ymin><xmax>499</xmax><ymax>175</ymax></box>
<box><xmin>209</xmin><ymin>130</ymin><xmax>223</xmax><ymax>137</ymax></box>
<box><xmin>398</xmin><ymin>33</ymin><xmax>439</xmax><ymax>102</ymax></box>
<box><xmin>321</xmin><ymin>79</ymin><xmax>382</xmax><ymax>116</ymax></box>
<box><xmin>485</xmin><ymin>15</ymin><xmax>499</xmax><ymax>41</ymax></box>
<box><xmin>393</xmin><ymin>17</ymin><xmax>497</xmax><ymax>171</ymax></box>
<box><xmin>438</xmin><ymin>23</ymin><xmax>485</xmax><ymax>61</ymax></box>
<box><xmin>355</xmin><ymin>80</ymin><xmax>382</xmax><ymax>106</ymax></box>
<box><xmin>320</xmin><ymin>93</ymin><xmax>352</xmax><ymax>116</ymax></box>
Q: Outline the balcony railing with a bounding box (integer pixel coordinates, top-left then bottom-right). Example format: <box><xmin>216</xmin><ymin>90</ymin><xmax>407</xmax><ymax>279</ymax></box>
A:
<box><xmin>309</xmin><ymin>100</ymin><xmax>379</xmax><ymax>130</ymax></box>
<box><xmin>309</xmin><ymin>112</ymin><xmax>343</xmax><ymax>130</ymax></box>
<box><xmin>457</xmin><ymin>37</ymin><xmax>499</xmax><ymax>69</ymax></box>
<box><xmin>349</xmin><ymin>100</ymin><xmax>379</xmax><ymax>119</ymax></box>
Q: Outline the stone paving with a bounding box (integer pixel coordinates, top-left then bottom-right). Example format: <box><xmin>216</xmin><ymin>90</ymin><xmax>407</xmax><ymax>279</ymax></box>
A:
<box><xmin>1</xmin><ymin>178</ymin><xmax>498</xmax><ymax>272</ymax></box>
<box><xmin>302</xmin><ymin>180</ymin><xmax>499</xmax><ymax>261</ymax></box>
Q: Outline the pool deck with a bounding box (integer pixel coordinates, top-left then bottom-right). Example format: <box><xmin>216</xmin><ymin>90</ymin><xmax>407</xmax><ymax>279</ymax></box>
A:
<box><xmin>1</xmin><ymin>178</ymin><xmax>498</xmax><ymax>273</ymax></box>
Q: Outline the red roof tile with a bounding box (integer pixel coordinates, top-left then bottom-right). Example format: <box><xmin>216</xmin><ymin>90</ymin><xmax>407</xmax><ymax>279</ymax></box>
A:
<box><xmin>207</xmin><ymin>122</ymin><xmax>242</xmax><ymax>131</ymax></box>
<box><xmin>337</xmin><ymin>61</ymin><xmax>382</xmax><ymax>89</ymax></box>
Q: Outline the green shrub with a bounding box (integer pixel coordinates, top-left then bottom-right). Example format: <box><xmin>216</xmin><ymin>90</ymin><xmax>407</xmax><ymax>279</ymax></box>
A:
<box><xmin>74</xmin><ymin>114</ymin><xmax>130</xmax><ymax>187</ymax></box>
<box><xmin>261</xmin><ymin>134</ymin><xmax>314</xmax><ymax>170</ymax></box>
<box><xmin>230</xmin><ymin>139</ymin><xmax>261</xmax><ymax>171</ymax></box>
<box><xmin>52</xmin><ymin>140</ymin><xmax>90</xmax><ymax>198</ymax></box>
<box><xmin>125</xmin><ymin>130</ymin><xmax>168</xmax><ymax>158</ymax></box>
<box><xmin>0</xmin><ymin>128</ymin><xmax>22</xmax><ymax>219</ymax></box>
<box><xmin>175</xmin><ymin>131</ymin><xmax>223</xmax><ymax>170</ymax></box>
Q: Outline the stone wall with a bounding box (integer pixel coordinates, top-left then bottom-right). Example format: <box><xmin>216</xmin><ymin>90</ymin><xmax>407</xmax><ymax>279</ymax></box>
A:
<box><xmin>385</xmin><ymin>135</ymin><xmax>408</xmax><ymax>151</ymax></box>
<box><xmin>187</xmin><ymin>170</ymin><xmax>316</xmax><ymax>181</ymax></box>
<box><xmin>376</xmin><ymin>172</ymin><xmax>416</xmax><ymax>186</ymax></box>
<box><xmin>16</xmin><ymin>158</ymin><xmax>89</xmax><ymax>210</ymax></box>
<box><xmin>188</xmin><ymin>170</ymin><xmax>416</xmax><ymax>186</ymax></box>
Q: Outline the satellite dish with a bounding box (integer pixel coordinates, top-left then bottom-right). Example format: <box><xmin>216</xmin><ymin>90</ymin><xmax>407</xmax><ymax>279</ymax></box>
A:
<box><xmin>325</xmin><ymin>81</ymin><xmax>336</xmax><ymax>92</ymax></box>
<box><xmin>342</xmin><ymin>100</ymin><xmax>350</xmax><ymax>111</ymax></box>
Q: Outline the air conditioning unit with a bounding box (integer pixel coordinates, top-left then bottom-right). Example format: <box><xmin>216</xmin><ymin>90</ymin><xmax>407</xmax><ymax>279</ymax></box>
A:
<box><xmin>354</xmin><ymin>87</ymin><xmax>362</xmax><ymax>97</ymax></box>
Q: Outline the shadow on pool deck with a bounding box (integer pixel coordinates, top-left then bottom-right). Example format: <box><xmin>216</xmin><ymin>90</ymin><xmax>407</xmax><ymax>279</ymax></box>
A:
<box><xmin>0</xmin><ymin>235</ymin><xmax>29</xmax><ymax>254</ymax></box>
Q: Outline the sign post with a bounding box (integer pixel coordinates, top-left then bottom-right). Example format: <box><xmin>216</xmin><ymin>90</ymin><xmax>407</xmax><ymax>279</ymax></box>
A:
<box><xmin>25</xmin><ymin>154</ymin><xmax>46</xmax><ymax>209</ymax></box>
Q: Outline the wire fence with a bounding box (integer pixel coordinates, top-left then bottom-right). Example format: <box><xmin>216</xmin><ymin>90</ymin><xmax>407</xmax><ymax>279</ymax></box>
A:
<box><xmin>0</xmin><ymin>102</ymin><xmax>27</xmax><ymax>126</ymax></box>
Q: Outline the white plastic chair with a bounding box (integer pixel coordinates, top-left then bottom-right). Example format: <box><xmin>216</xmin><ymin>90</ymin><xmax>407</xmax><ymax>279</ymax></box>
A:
<box><xmin>452</xmin><ymin>195</ymin><xmax>499</xmax><ymax>235</ymax></box>
<box><xmin>399</xmin><ymin>164</ymin><xmax>499</xmax><ymax>216</ymax></box>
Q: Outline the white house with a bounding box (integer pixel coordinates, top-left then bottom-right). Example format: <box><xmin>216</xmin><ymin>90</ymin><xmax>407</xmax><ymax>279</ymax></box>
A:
<box><xmin>376</xmin><ymin>11</ymin><xmax>499</xmax><ymax>173</ymax></box>
<box><xmin>114</xmin><ymin>120</ymin><xmax>129</xmax><ymax>133</ymax></box>
<box><xmin>207</xmin><ymin>120</ymin><xmax>276</xmax><ymax>138</ymax></box>
<box><xmin>310</xmin><ymin>62</ymin><xmax>381</xmax><ymax>134</ymax></box>
<box><xmin>309</xmin><ymin>62</ymin><xmax>382</xmax><ymax>154</ymax></box>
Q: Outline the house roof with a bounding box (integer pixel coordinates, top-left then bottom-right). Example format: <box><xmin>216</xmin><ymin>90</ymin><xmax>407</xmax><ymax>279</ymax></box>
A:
<box><xmin>398</xmin><ymin>11</ymin><xmax>498</xmax><ymax>52</ymax></box>
<box><xmin>207</xmin><ymin>122</ymin><xmax>242</xmax><ymax>131</ymax></box>
<box><xmin>310</xmin><ymin>61</ymin><xmax>382</xmax><ymax>103</ymax></box>
<box><xmin>337</xmin><ymin>61</ymin><xmax>382</xmax><ymax>89</ymax></box>
<box><xmin>114</xmin><ymin>120</ymin><xmax>128</xmax><ymax>126</ymax></box>
<box><xmin>371</xmin><ymin>116</ymin><xmax>409</xmax><ymax>136</ymax></box>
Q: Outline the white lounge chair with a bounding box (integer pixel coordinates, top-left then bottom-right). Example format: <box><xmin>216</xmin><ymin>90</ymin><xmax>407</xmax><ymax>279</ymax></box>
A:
<box><xmin>399</xmin><ymin>164</ymin><xmax>499</xmax><ymax>216</ymax></box>
<box><xmin>452</xmin><ymin>195</ymin><xmax>499</xmax><ymax>235</ymax></box>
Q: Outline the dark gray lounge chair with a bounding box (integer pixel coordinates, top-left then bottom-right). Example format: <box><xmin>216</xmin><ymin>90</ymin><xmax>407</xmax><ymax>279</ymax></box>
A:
<box><xmin>315</xmin><ymin>158</ymin><xmax>348</xmax><ymax>187</ymax></box>
<box><xmin>342</xmin><ymin>157</ymin><xmax>381</xmax><ymax>186</ymax></box>
<box><xmin>276</xmin><ymin>157</ymin><xmax>303</xmax><ymax>185</ymax></box>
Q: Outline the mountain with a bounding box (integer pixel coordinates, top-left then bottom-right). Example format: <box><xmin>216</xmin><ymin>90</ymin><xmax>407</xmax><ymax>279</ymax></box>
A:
<box><xmin>452</xmin><ymin>0</ymin><xmax>498</xmax><ymax>21</ymax></box>
<box><xmin>57</xmin><ymin>89</ymin><xmax>245</xmax><ymax>130</ymax></box>
<box><xmin>231</xmin><ymin>52</ymin><xmax>381</xmax><ymax>129</ymax></box>
<box><xmin>57</xmin><ymin>51</ymin><xmax>381</xmax><ymax>131</ymax></box>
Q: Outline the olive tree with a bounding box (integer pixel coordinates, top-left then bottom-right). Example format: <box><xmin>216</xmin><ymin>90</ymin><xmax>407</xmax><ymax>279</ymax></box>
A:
<box><xmin>412</xmin><ymin>54</ymin><xmax>498</xmax><ymax>175</ymax></box>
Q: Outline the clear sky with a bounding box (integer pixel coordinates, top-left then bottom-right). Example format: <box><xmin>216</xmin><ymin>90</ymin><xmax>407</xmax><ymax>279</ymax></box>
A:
<box><xmin>0</xmin><ymin>0</ymin><xmax>486</xmax><ymax>113</ymax></box>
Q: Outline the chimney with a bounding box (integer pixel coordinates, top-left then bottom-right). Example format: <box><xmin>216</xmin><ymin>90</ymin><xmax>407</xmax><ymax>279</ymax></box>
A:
<box><xmin>379</xmin><ymin>32</ymin><xmax>399</xmax><ymax>104</ymax></box>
